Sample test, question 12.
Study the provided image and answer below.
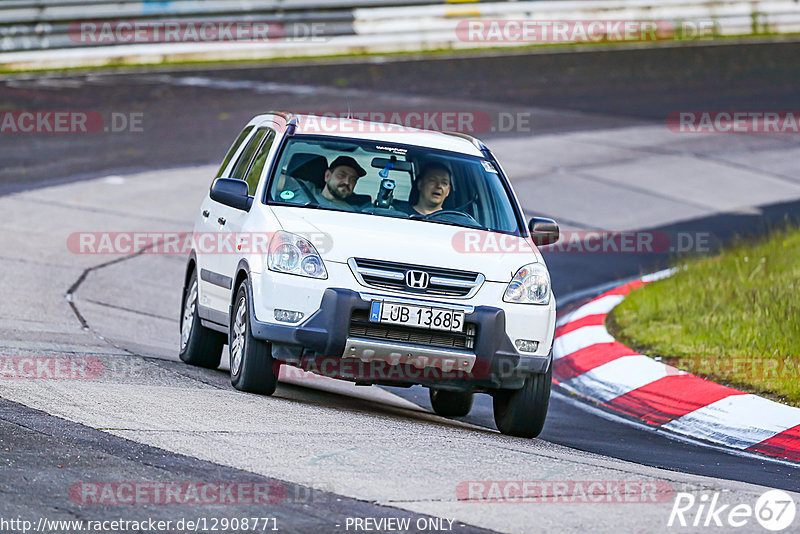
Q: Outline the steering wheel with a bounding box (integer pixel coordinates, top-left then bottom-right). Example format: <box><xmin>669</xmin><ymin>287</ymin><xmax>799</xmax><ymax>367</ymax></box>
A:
<box><xmin>423</xmin><ymin>209</ymin><xmax>481</xmax><ymax>226</ymax></box>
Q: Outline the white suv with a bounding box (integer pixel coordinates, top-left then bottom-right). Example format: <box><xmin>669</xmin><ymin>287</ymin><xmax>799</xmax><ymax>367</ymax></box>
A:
<box><xmin>179</xmin><ymin>112</ymin><xmax>559</xmax><ymax>438</ymax></box>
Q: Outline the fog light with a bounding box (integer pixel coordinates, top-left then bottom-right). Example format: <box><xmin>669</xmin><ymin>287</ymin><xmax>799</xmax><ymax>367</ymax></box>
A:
<box><xmin>515</xmin><ymin>339</ymin><xmax>539</xmax><ymax>353</ymax></box>
<box><xmin>274</xmin><ymin>309</ymin><xmax>304</xmax><ymax>323</ymax></box>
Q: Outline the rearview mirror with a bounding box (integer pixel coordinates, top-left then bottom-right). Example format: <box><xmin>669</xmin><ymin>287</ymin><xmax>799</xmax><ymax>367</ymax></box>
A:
<box><xmin>210</xmin><ymin>178</ymin><xmax>252</xmax><ymax>211</ymax></box>
<box><xmin>528</xmin><ymin>217</ymin><xmax>559</xmax><ymax>246</ymax></box>
<box><xmin>371</xmin><ymin>156</ymin><xmax>413</xmax><ymax>172</ymax></box>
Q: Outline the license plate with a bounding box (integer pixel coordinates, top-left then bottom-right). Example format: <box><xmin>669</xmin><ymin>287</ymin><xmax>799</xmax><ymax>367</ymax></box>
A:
<box><xmin>369</xmin><ymin>301</ymin><xmax>465</xmax><ymax>332</ymax></box>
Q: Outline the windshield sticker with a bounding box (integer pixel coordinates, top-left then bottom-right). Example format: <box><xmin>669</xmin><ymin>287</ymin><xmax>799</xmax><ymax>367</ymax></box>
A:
<box><xmin>375</xmin><ymin>145</ymin><xmax>407</xmax><ymax>155</ymax></box>
<box><xmin>481</xmin><ymin>160</ymin><xmax>498</xmax><ymax>173</ymax></box>
<box><xmin>280</xmin><ymin>190</ymin><xmax>295</xmax><ymax>200</ymax></box>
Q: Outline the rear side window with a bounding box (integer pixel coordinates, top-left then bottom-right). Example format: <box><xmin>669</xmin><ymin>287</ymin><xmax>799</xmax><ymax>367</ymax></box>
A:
<box><xmin>229</xmin><ymin>127</ymin><xmax>269</xmax><ymax>181</ymax></box>
<box><xmin>215</xmin><ymin>125</ymin><xmax>253</xmax><ymax>179</ymax></box>
<box><xmin>244</xmin><ymin>130</ymin><xmax>276</xmax><ymax>196</ymax></box>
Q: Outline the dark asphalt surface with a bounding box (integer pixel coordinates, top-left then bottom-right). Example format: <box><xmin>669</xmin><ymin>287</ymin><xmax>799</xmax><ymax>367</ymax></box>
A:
<box><xmin>2</xmin><ymin>40</ymin><xmax>798</xmax><ymax>192</ymax></box>
<box><xmin>0</xmin><ymin>398</ymin><xmax>490</xmax><ymax>533</ymax></box>
<box><xmin>194</xmin><ymin>41</ymin><xmax>800</xmax><ymax>120</ymax></box>
<box><xmin>2</xmin><ymin>41</ymin><xmax>800</xmax><ymax>525</ymax></box>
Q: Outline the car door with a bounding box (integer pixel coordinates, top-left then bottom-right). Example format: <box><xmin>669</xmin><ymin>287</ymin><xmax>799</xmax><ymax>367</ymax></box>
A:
<box><xmin>195</xmin><ymin>124</ymin><xmax>255</xmax><ymax>324</ymax></box>
<box><xmin>202</xmin><ymin>125</ymin><xmax>277</xmax><ymax>320</ymax></box>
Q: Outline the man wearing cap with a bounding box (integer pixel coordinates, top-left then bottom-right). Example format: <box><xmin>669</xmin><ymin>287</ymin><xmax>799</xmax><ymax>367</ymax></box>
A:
<box><xmin>316</xmin><ymin>155</ymin><xmax>367</xmax><ymax>211</ymax></box>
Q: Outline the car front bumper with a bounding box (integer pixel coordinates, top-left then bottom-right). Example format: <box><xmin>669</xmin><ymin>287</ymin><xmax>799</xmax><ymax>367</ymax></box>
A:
<box><xmin>246</xmin><ymin>286</ymin><xmax>551</xmax><ymax>390</ymax></box>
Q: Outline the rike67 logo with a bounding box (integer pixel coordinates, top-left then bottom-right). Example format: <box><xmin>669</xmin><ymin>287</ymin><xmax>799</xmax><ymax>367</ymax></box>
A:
<box><xmin>668</xmin><ymin>490</ymin><xmax>796</xmax><ymax>531</ymax></box>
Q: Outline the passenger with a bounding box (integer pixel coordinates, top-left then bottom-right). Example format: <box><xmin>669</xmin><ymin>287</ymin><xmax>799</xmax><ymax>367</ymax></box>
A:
<box><xmin>315</xmin><ymin>155</ymin><xmax>367</xmax><ymax>210</ymax></box>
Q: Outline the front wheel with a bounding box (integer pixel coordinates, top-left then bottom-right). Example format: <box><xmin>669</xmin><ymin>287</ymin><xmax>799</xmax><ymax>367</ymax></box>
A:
<box><xmin>492</xmin><ymin>364</ymin><xmax>551</xmax><ymax>438</ymax></box>
<box><xmin>229</xmin><ymin>279</ymin><xmax>279</xmax><ymax>395</ymax></box>
<box><xmin>429</xmin><ymin>389</ymin><xmax>474</xmax><ymax>417</ymax></box>
<box><xmin>179</xmin><ymin>269</ymin><xmax>225</xmax><ymax>368</ymax></box>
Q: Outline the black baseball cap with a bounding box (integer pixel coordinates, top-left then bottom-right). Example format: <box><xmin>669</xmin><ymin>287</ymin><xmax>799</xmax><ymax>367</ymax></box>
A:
<box><xmin>329</xmin><ymin>155</ymin><xmax>367</xmax><ymax>177</ymax></box>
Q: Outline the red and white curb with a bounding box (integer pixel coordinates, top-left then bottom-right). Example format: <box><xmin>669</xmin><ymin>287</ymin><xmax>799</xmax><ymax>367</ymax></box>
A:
<box><xmin>553</xmin><ymin>269</ymin><xmax>800</xmax><ymax>463</ymax></box>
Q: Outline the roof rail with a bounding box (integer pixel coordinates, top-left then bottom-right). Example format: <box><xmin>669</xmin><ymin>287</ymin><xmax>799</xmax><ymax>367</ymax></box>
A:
<box><xmin>441</xmin><ymin>130</ymin><xmax>486</xmax><ymax>151</ymax></box>
<box><xmin>263</xmin><ymin>111</ymin><xmax>293</xmax><ymax>121</ymax></box>
<box><xmin>286</xmin><ymin>116</ymin><xmax>298</xmax><ymax>136</ymax></box>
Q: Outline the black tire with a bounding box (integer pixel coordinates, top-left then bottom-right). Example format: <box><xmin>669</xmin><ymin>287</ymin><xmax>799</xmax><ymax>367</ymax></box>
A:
<box><xmin>179</xmin><ymin>269</ymin><xmax>225</xmax><ymax>369</ymax></box>
<box><xmin>429</xmin><ymin>388</ymin><xmax>474</xmax><ymax>417</ymax></box>
<box><xmin>492</xmin><ymin>364</ymin><xmax>552</xmax><ymax>438</ymax></box>
<box><xmin>229</xmin><ymin>279</ymin><xmax>278</xmax><ymax>395</ymax></box>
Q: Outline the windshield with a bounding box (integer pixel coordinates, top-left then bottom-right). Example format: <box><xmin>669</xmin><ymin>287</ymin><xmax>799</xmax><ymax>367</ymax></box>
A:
<box><xmin>266</xmin><ymin>135</ymin><xmax>522</xmax><ymax>234</ymax></box>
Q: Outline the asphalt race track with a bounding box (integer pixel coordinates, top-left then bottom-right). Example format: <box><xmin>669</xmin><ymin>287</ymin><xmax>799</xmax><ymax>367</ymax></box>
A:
<box><xmin>1</xmin><ymin>41</ymin><xmax>800</xmax><ymax>532</ymax></box>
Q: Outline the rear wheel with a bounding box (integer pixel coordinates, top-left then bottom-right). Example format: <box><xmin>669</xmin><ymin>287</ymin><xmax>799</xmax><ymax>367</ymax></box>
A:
<box><xmin>179</xmin><ymin>269</ymin><xmax>225</xmax><ymax>368</ymax></box>
<box><xmin>493</xmin><ymin>364</ymin><xmax>551</xmax><ymax>438</ymax></box>
<box><xmin>229</xmin><ymin>279</ymin><xmax>279</xmax><ymax>395</ymax></box>
<box><xmin>429</xmin><ymin>388</ymin><xmax>474</xmax><ymax>417</ymax></box>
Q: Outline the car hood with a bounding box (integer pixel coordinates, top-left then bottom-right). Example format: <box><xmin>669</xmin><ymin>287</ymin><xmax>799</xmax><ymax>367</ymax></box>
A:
<box><xmin>269</xmin><ymin>206</ymin><xmax>541</xmax><ymax>282</ymax></box>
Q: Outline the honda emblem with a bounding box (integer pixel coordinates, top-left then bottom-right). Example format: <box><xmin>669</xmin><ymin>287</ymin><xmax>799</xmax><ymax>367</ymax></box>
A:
<box><xmin>405</xmin><ymin>270</ymin><xmax>430</xmax><ymax>289</ymax></box>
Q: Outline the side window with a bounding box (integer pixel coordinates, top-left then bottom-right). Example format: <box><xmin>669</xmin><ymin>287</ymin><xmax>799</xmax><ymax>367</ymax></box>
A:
<box><xmin>215</xmin><ymin>125</ymin><xmax>253</xmax><ymax>179</ymax></box>
<box><xmin>229</xmin><ymin>127</ymin><xmax>269</xmax><ymax>181</ymax></box>
<box><xmin>244</xmin><ymin>130</ymin><xmax>276</xmax><ymax>196</ymax></box>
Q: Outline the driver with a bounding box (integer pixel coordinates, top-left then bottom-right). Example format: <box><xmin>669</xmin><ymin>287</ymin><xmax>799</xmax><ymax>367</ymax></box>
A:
<box><xmin>315</xmin><ymin>155</ymin><xmax>367</xmax><ymax>210</ymax></box>
<box><xmin>406</xmin><ymin>163</ymin><xmax>452</xmax><ymax>216</ymax></box>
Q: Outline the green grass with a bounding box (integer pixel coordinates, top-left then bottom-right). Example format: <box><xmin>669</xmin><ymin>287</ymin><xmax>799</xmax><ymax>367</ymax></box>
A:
<box><xmin>609</xmin><ymin>226</ymin><xmax>800</xmax><ymax>406</ymax></box>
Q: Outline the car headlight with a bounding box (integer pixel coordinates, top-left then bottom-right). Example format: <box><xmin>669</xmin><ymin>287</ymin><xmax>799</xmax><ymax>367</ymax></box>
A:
<box><xmin>503</xmin><ymin>263</ymin><xmax>550</xmax><ymax>305</ymax></box>
<box><xmin>267</xmin><ymin>231</ymin><xmax>327</xmax><ymax>279</ymax></box>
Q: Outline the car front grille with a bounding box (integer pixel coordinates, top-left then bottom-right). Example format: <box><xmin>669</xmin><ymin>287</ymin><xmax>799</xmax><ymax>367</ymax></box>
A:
<box><xmin>348</xmin><ymin>310</ymin><xmax>476</xmax><ymax>350</ymax></box>
<box><xmin>349</xmin><ymin>257</ymin><xmax>484</xmax><ymax>298</ymax></box>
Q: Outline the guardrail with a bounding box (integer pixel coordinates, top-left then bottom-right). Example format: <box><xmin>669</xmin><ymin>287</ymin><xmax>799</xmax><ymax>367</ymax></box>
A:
<box><xmin>1</xmin><ymin>0</ymin><xmax>799</xmax><ymax>71</ymax></box>
<box><xmin>0</xmin><ymin>0</ymin><xmax>455</xmax><ymax>53</ymax></box>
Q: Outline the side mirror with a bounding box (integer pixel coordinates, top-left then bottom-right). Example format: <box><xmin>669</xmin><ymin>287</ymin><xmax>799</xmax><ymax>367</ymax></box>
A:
<box><xmin>528</xmin><ymin>217</ymin><xmax>559</xmax><ymax>247</ymax></box>
<box><xmin>210</xmin><ymin>178</ymin><xmax>252</xmax><ymax>211</ymax></box>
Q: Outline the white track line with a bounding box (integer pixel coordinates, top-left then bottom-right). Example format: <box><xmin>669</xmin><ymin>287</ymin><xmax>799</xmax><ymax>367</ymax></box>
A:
<box><xmin>551</xmin><ymin>389</ymin><xmax>800</xmax><ymax>470</ymax></box>
<box><xmin>560</xmin><ymin>355</ymin><xmax>678</xmax><ymax>402</ymax></box>
<box><xmin>556</xmin><ymin>294</ymin><xmax>624</xmax><ymax>326</ymax></box>
<box><xmin>553</xmin><ymin>325</ymin><xmax>615</xmax><ymax>359</ymax></box>
<box><xmin>662</xmin><ymin>394</ymin><xmax>800</xmax><ymax>450</ymax></box>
